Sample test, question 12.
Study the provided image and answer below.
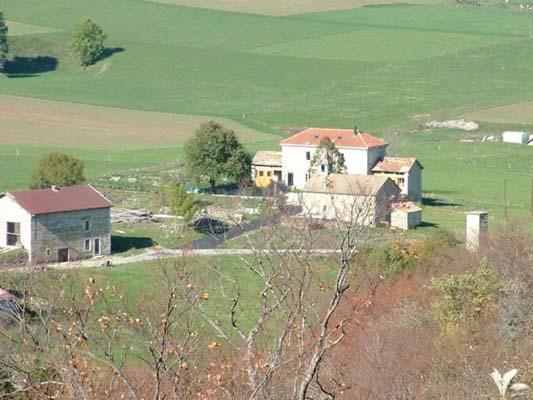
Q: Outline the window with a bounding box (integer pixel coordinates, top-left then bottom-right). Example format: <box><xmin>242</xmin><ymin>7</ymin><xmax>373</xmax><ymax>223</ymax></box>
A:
<box><xmin>321</xmin><ymin>165</ymin><xmax>325</xmax><ymax>173</ymax></box>
<box><xmin>397</xmin><ymin>177</ymin><xmax>405</xmax><ymax>187</ymax></box>
<box><xmin>287</xmin><ymin>173</ymin><xmax>294</xmax><ymax>187</ymax></box>
<box><xmin>94</xmin><ymin>238</ymin><xmax>101</xmax><ymax>255</ymax></box>
<box><xmin>323</xmin><ymin>205</ymin><xmax>327</xmax><ymax>212</ymax></box>
<box><xmin>46</xmin><ymin>249</ymin><xmax>51</xmax><ymax>257</ymax></box>
<box><xmin>267</xmin><ymin>171</ymin><xmax>271</xmax><ymax>177</ymax></box>
<box><xmin>84</xmin><ymin>239</ymin><xmax>91</xmax><ymax>252</ymax></box>
<box><xmin>84</xmin><ymin>220</ymin><xmax>91</xmax><ymax>232</ymax></box>
<box><xmin>305</xmin><ymin>173</ymin><xmax>309</xmax><ymax>182</ymax></box>
<box><xmin>259</xmin><ymin>171</ymin><xmax>264</xmax><ymax>176</ymax></box>
<box><xmin>6</xmin><ymin>222</ymin><xmax>20</xmax><ymax>246</ymax></box>
<box><xmin>306</xmin><ymin>151</ymin><xmax>310</xmax><ymax>160</ymax></box>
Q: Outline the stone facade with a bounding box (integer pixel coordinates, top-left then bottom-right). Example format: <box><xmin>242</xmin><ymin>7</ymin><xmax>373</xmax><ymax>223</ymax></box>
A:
<box><xmin>31</xmin><ymin>208</ymin><xmax>111</xmax><ymax>263</ymax></box>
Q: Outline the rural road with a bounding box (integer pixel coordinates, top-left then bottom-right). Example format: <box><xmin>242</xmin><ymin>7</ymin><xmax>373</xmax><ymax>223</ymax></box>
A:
<box><xmin>1</xmin><ymin>247</ymin><xmax>342</xmax><ymax>273</ymax></box>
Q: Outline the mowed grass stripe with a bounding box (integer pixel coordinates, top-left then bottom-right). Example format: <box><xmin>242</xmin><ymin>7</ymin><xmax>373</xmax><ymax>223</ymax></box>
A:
<box><xmin>145</xmin><ymin>0</ymin><xmax>439</xmax><ymax>16</ymax></box>
<box><xmin>6</xmin><ymin>21</ymin><xmax>60</xmax><ymax>36</ymax></box>
<box><xmin>465</xmin><ymin>102</ymin><xmax>533</xmax><ymax>125</ymax></box>
<box><xmin>0</xmin><ymin>95</ymin><xmax>279</xmax><ymax>149</ymax></box>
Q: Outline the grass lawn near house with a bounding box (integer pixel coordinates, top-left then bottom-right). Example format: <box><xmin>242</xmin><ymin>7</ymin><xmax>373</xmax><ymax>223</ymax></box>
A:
<box><xmin>0</xmin><ymin>253</ymin><xmax>336</xmax><ymax>335</ymax></box>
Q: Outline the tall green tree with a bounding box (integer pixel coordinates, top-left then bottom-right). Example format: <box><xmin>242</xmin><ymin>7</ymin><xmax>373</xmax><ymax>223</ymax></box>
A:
<box><xmin>310</xmin><ymin>137</ymin><xmax>346</xmax><ymax>174</ymax></box>
<box><xmin>69</xmin><ymin>18</ymin><xmax>106</xmax><ymax>67</ymax></box>
<box><xmin>184</xmin><ymin>121</ymin><xmax>252</xmax><ymax>191</ymax></box>
<box><xmin>0</xmin><ymin>12</ymin><xmax>8</xmax><ymax>72</ymax></box>
<box><xmin>30</xmin><ymin>153</ymin><xmax>86</xmax><ymax>189</ymax></box>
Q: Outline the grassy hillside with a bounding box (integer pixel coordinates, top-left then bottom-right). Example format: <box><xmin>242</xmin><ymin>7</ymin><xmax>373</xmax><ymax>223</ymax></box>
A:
<box><xmin>0</xmin><ymin>0</ymin><xmax>531</xmax><ymax>230</ymax></box>
<box><xmin>1</xmin><ymin>1</ymin><xmax>533</xmax><ymax>131</ymax></box>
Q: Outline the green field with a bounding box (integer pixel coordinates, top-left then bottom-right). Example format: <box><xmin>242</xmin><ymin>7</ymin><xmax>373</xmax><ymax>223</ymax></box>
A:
<box><xmin>0</xmin><ymin>0</ymin><xmax>532</xmax><ymax>230</ymax></box>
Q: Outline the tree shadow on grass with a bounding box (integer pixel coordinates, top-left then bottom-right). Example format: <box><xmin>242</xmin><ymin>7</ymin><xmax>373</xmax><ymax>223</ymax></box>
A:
<box><xmin>190</xmin><ymin>217</ymin><xmax>229</xmax><ymax>235</ymax></box>
<box><xmin>99</xmin><ymin>47</ymin><xmax>125</xmax><ymax>61</ymax></box>
<box><xmin>419</xmin><ymin>221</ymin><xmax>440</xmax><ymax>228</ymax></box>
<box><xmin>422</xmin><ymin>197</ymin><xmax>462</xmax><ymax>207</ymax></box>
<box><xmin>111</xmin><ymin>235</ymin><xmax>154</xmax><ymax>254</ymax></box>
<box><xmin>4</xmin><ymin>56</ymin><xmax>58</xmax><ymax>78</ymax></box>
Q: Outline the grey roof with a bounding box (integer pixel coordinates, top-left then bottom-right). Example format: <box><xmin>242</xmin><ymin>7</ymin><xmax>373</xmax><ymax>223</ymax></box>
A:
<box><xmin>302</xmin><ymin>174</ymin><xmax>396</xmax><ymax>196</ymax></box>
<box><xmin>252</xmin><ymin>151</ymin><xmax>282</xmax><ymax>167</ymax></box>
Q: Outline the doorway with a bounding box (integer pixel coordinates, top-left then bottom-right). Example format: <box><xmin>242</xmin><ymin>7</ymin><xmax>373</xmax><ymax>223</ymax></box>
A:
<box><xmin>287</xmin><ymin>173</ymin><xmax>294</xmax><ymax>187</ymax></box>
<box><xmin>58</xmin><ymin>248</ymin><xmax>69</xmax><ymax>263</ymax></box>
<box><xmin>94</xmin><ymin>238</ymin><xmax>101</xmax><ymax>256</ymax></box>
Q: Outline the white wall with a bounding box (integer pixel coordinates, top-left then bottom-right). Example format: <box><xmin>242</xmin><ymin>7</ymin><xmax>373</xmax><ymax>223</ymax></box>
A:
<box><xmin>300</xmin><ymin>192</ymin><xmax>378</xmax><ymax>226</ymax></box>
<box><xmin>281</xmin><ymin>145</ymin><xmax>314</xmax><ymax>189</ymax></box>
<box><xmin>502</xmin><ymin>131</ymin><xmax>529</xmax><ymax>144</ymax></box>
<box><xmin>342</xmin><ymin>148</ymin><xmax>370</xmax><ymax>175</ymax></box>
<box><xmin>282</xmin><ymin>144</ymin><xmax>379</xmax><ymax>189</ymax></box>
<box><xmin>406</xmin><ymin>164</ymin><xmax>422</xmax><ymax>202</ymax></box>
<box><xmin>0</xmin><ymin>196</ymin><xmax>32</xmax><ymax>252</ymax></box>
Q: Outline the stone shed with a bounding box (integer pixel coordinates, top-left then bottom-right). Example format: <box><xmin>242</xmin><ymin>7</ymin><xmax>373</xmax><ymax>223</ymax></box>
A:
<box><xmin>391</xmin><ymin>202</ymin><xmax>422</xmax><ymax>230</ymax></box>
<box><xmin>300</xmin><ymin>174</ymin><xmax>400</xmax><ymax>226</ymax></box>
<box><xmin>0</xmin><ymin>185</ymin><xmax>112</xmax><ymax>264</ymax></box>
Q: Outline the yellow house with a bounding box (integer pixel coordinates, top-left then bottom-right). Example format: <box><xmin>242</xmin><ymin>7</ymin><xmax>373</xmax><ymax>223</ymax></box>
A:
<box><xmin>252</xmin><ymin>151</ymin><xmax>282</xmax><ymax>188</ymax></box>
<box><xmin>371</xmin><ymin>157</ymin><xmax>423</xmax><ymax>202</ymax></box>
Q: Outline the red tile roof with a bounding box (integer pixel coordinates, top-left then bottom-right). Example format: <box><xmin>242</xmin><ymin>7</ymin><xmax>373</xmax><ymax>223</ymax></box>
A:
<box><xmin>9</xmin><ymin>185</ymin><xmax>112</xmax><ymax>215</ymax></box>
<box><xmin>280</xmin><ymin>128</ymin><xmax>388</xmax><ymax>149</ymax></box>
<box><xmin>371</xmin><ymin>157</ymin><xmax>422</xmax><ymax>173</ymax></box>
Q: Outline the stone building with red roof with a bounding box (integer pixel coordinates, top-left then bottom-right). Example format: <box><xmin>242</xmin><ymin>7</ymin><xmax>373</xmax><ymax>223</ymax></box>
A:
<box><xmin>0</xmin><ymin>185</ymin><xmax>112</xmax><ymax>264</ymax></box>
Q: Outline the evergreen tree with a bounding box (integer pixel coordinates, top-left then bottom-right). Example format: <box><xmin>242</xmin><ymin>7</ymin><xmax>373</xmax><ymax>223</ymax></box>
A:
<box><xmin>310</xmin><ymin>137</ymin><xmax>346</xmax><ymax>174</ymax></box>
<box><xmin>167</xmin><ymin>183</ymin><xmax>198</xmax><ymax>222</ymax></box>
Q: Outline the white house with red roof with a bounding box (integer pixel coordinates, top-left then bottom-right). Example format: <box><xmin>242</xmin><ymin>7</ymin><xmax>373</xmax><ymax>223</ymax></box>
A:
<box><xmin>372</xmin><ymin>157</ymin><xmax>423</xmax><ymax>202</ymax></box>
<box><xmin>279</xmin><ymin>128</ymin><xmax>389</xmax><ymax>190</ymax></box>
<box><xmin>0</xmin><ymin>185</ymin><xmax>112</xmax><ymax>264</ymax></box>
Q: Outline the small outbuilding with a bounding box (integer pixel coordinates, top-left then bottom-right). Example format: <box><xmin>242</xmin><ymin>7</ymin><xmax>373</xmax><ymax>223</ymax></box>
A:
<box><xmin>252</xmin><ymin>151</ymin><xmax>283</xmax><ymax>188</ymax></box>
<box><xmin>502</xmin><ymin>131</ymin><xmax>529</xmax><ymax>144</ymax></box>
<box><xmin>371</xmin><ymin>157</ymin><xmax>423</xmax><ymax>203</ymax></box>
<box><xmin>299</xmin><ymin>174</ymin><xmax>400</xmax><ymax>226</ymax></box>
<box><xmin>390</xmin><ymin>202</ymin><xmax>422</xmax><ymax>230</ymax></box>
<box><xmin>0</xmin><ymin>185</ymin><xmax>112</xmax><ymax>264</ymax></box>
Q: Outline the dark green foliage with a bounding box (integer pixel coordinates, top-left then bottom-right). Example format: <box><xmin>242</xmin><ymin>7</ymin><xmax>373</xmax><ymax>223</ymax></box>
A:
<box><xmin>432</xmin><ymin>261</ymin><xmax>500</xmax><ymax>325</ymax></box>
<box><xmin>310</xmin><ymin>137</ymin><xmax>346</xmax><ymax>174</ymax></box>
<box><xmin>0</xmin><ymin>12</ymin><xmax>8</xmax><ymax>72</ymax></box>
<box><xmin>69</xmin><ymin>18</ymin><xmax>106</xmax><ymax>67</ymax></box>
<box><xmin>167</xmin><ymin>183</ymin><xmax>198</xmax><ymax>222</ymax></box>
<box><xmin>184</xmin><ymin>121</ymin><xmax>252</xmax><ymax>191</ymax></box>
<box><xmin>29</xmin><ymin>153</ymin><xmax>86</xmax><ymax>189</ymax></box>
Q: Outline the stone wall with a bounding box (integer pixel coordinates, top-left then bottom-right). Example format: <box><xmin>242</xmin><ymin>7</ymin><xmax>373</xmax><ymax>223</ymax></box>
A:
<box><xmin>31</xmin><ymin>208</ymin><xmax>111</xmax><ymax>263</ymax></box>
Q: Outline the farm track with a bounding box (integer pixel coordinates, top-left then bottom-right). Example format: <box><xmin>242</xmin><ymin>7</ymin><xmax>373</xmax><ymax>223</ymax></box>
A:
<box><xmin>0</xmin><ymin>247</ymin><xmax>343</xmax><ymax>273</ymax></box>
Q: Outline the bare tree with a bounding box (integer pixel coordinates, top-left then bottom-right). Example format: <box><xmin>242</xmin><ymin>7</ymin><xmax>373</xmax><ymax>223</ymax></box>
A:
<box><xmin>194</xmin><ymin>179</ymin><xmax>394</xmax><ymax>399</ymax></box>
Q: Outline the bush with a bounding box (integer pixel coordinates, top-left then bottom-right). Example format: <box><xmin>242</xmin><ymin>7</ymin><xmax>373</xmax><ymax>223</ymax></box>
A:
<box><xmin>167</xmin><ymin>183</ymin><xmax>198</xmax><ymax>222</ymax></box>
<box><xmin>432</xmin><ymin>261</ymin><xmax>500</xmax><ymax>325</ymax></box>
<box><xmin>358</xmin><ymin>241</ymin><xmax>417</xmax><ymax>281</ymax></box>
<box><xmin>418</xmin><ymin>228</ymin><xmax>457</xmax><ymax>260</ymax></box>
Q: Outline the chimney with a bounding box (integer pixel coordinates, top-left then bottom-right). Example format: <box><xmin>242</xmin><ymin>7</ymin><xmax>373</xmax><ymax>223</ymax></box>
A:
<box><xmin>465</xmin><ymin>211</ymin><xmax>488</xmax><ymax>252</ymax></box>
<box><xmin>353</xmin><ymin>125</ymin><xmax>359</xmax><ymax>136</ymax></box>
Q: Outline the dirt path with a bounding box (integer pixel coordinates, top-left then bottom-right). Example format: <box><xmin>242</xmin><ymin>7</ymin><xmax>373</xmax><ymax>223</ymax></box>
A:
<box><xmin>1</xmin><ymin>248</ymin><xmax>342</xmax><ymax>273</ymax></box>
